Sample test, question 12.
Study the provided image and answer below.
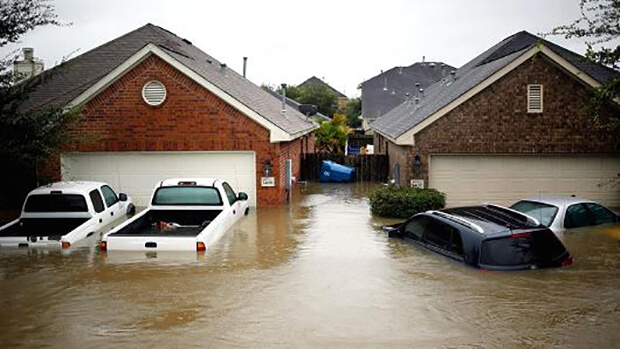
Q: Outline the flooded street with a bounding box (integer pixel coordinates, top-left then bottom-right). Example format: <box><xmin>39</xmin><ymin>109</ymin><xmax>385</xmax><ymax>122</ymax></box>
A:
<box><xmin>1</xmin><ymin>182</ymin><xmax>620</xmax><ymax>348</ymax></box>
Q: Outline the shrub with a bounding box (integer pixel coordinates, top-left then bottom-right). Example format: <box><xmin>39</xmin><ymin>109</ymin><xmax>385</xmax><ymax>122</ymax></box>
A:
<box><xmin>368</xmin><ymin>187</ymin><xmax>446</xmax><ymax>219</ymax></box>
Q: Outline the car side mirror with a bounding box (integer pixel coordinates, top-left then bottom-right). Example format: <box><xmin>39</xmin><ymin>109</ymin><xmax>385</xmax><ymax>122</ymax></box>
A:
<box><xmin>119</xmin><ymin>193</ymin><xmax>128</xmax><ymax>202</ymax></box>
<box><xmin>238</xmin><ymin>192</ymin><xmax>248</xmax><ymax>201</ymax></box>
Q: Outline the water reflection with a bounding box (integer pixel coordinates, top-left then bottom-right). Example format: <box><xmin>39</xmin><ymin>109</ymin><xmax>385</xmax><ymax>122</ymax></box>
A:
<box><xmin>0</xmin><ymin>182</ymin><xmax>619</xmax><ymax>347</ymax></box>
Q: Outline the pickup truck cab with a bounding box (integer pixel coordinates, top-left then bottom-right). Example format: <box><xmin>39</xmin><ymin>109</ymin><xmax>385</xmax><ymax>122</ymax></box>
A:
<box><xmin>0</xmin><ymin>181</ymin><xmax>134</xmax><ymax>248</ymax></box>
<box><xmin>101</xmin><ymin>178</ymin><xmax>249</xmax><ymax>252</ymax></box>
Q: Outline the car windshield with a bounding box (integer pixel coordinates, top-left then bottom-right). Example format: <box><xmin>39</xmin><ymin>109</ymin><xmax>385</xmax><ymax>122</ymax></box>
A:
<box><xmin>510</xmin><ymin>201</ymin><xmax>559</xmax><ymax>227</ymax></box>
<box><xmin>24</xmin><ymin>194</ymin><xmax>88</xmax><ymax>212</ymax></box>
<box><xmin>152</xmin><ymin>186</ymin><xmax>222</xmax><ymax>206</ymax></box>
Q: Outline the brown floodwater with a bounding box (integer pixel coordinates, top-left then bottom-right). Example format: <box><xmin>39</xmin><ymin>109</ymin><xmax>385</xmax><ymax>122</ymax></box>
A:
<box><xmin>1</xmin><ymin>182</ymin><xmax>620</xmax><ymax>348</ymax></box>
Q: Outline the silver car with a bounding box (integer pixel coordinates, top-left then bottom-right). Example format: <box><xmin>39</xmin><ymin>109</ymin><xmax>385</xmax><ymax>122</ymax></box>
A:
<box><xmin>510</xmin><ymin>197</ymin><xmax>619</xmax><ymax>234</ymax></box>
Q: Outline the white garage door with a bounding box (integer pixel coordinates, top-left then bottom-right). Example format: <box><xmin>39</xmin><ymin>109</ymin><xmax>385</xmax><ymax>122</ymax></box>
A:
<box><xmin>430</xmin><ymin>155</ymin><xmax>620</xmax><ymax>208</ymax></box>
<box><xmin>61</xmin><ymin>151</ymin><xmax>256</xmax><ymax>207</ymax></box>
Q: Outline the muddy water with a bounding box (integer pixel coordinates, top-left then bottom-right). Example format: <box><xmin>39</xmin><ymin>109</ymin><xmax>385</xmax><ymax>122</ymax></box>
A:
<box><xmin>1</xmin><ymin>183</ymin><xmax>620</xmax><ymax>348</ymax></box>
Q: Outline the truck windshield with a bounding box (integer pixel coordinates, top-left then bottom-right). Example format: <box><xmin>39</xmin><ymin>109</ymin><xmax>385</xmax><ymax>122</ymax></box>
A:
<box><xmin>24</xmin><ymin>194</ymin><xmax>88</xmax><ymax>212</ymax></box>
<box><xmin>152</xmin><ymin>187</ymin><xmax>223</xmax><ymax>206</ymax></box>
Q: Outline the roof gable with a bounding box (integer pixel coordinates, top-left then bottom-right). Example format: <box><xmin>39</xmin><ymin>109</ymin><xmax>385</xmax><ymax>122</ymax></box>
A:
<box><xmin>20</xmin><ymin>24</ymin><xmax>317</xmax><ymax>142</ymax></box>
<box><xmin>298</xmin><ymin>76</ymin><xmax>347</xmax><ymax>98</ymax></box>
<box><xmin>371</xmin><ymin>31</ymin><xmax>619</xmax><ymax>144</ymax></box>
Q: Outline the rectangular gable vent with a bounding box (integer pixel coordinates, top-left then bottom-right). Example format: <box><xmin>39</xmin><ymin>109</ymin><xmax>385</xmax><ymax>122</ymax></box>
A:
<box><xmin>527</xmin><ymin>84</ymin><xmax>543</xmax><ymax>113</ymax></box>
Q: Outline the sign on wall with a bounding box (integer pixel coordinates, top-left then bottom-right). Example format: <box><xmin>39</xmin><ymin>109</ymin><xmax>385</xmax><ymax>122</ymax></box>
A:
<box><xmin>261</xmin><ymin>177</ymin><xmax>275</xmax><ymax>187</ymax></box>
<box><xmin>411</xmin><ymin>179</ymin><xmax>425</xmax><ymax>189</ymax></box>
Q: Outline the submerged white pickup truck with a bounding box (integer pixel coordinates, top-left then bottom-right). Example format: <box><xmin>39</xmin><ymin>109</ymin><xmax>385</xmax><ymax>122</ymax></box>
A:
<box><xmin>100</xmin><ymin>178</ymin><xmax>250</xmax><ymax>252</ymax></box>
<box><xmin>0</xmin><ymin>182</ymin><xmax>134</xmax><ymax>248</ymax></box>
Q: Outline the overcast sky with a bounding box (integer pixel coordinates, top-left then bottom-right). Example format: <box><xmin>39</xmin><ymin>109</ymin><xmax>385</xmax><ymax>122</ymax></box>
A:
<box><xmin>0</xmin><ymin>0</ymin><xmax>602</xmax><ymax>97</ymax></box>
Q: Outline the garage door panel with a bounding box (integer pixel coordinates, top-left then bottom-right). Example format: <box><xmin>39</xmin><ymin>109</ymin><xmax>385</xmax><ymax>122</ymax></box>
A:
<box><xmin>430</xmin><ymin>155</ymin><xmax>620</xmax><ymax>207</ymax></box>
<box><xmin>61</xmin><ymin>152</ymin><xmax>256</xmax><ymax>207</ymax></box>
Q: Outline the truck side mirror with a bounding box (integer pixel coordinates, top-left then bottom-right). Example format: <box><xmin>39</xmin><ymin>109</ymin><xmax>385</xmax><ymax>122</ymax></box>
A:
<box><xmin>119</xmin><ymin>193</ymin><xmax>128</xmax><ymax>202</ymax></box>
<box><xmin>238</xmin><ymin>192</ymin><xmax>248</xmax><ymax>201</ymax></box>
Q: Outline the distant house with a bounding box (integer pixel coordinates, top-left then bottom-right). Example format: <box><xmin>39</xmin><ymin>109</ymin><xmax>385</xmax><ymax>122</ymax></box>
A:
<box><xmin>264</xmin><ymin>88</ymin><xmax>331</xmax><ymax>123</ymax></box>
<box><xmin>298</xmin><ymin>76</ymin><xmax>348</xmax><ymax>112</ymax></box>
<box><xmin>22</xmin><ymin>24</ymin><xmax>317</xmax><ymax>207</ymax></box>
<box><xmin>360</xmin><ymin>61</ymin><xmax>454</xmax><ymax>129</ymax></box>
<box><xmin>371</xmin><ymin>31</ymin><xmax>620</xmax><ymax>207</ymax></box>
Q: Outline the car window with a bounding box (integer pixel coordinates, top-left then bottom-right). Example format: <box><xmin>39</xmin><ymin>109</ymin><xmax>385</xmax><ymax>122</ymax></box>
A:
<box><xmin>152</xmin><ymin>186</ymin><xmax>223</xmax><ymax>206</ymax></box>
<box><xmin>423</xmin><ymin>219</ymin><xmax>464</xmax><ymax>256</ymax></box>
<box><xmin>510</xmin><ymin>200</ymin><xmax>559</xmax><ymax>227</ymax></box>
<box><xmin>222</xmin><ymin>182</ymin><xmax>237</xmax><ymax>205</ymax></box>
<box><xmin>585</xmin><ymin>203</ymin><xmax>617</xmax><ymax>225</ymax></box>
<box><xmin>89</xmin><ymin>190</ymin><xmax>105</xmax><ymax>213</ymax></box>
<box><xmin>24</xmin><ymin>194</ymin><xmax>88</xmax><ymax>212</ymax></box>
<box><xmin>100</xmin><ymin>186</ymin><xmax>119</xmax><ymax>207</ymax></box>
<box><xmin>403</xmin><ymin>217</ymin><xmax>426</xmax><ymax>240</ymax></box>
<box><xmin>564</xmin><ymin>203</ymin><xmax>593</xmax><ymax>229</ymax></box>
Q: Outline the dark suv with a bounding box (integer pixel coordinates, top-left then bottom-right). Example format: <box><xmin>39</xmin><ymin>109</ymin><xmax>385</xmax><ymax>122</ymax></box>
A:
<box><xmin>383</xmin><ymin>205</ymin><xmax>573</xmax><ymax>271</ymax></box>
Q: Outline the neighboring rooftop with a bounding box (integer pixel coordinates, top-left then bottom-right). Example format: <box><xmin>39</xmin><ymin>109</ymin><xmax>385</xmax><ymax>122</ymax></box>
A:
<box><xmin>360</xmin><ymin>61</ymin><xmax>455</xmax><ymax>120</ymax></box>
<box><xmin>371</xmin><ymin>31</ymin><xmax>619</xmax><ymax>140</ymax></box>
<box><xmin>298</xmin><ymin>76</ymin><xmax>347</xmax><ymax>98</ymax></box>
<box><xmin>19</xmin><ymin>23</ymin><xmax>317</xmax><ymax>137</ymax></box>
<box><xmin>264</xmin><ymin>88</ymin><xmax>331</xmax><ymax>121</ymax></box>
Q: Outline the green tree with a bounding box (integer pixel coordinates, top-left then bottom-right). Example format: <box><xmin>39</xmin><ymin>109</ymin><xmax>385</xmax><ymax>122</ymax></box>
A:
<box><xmin>314</xmin><ymin>114</ymin><xmax>349</xmax><ymax>154</ymax></box>
<box><xmin>548</xmin><ymin>0</ymin><xmax>620</xmax><ymax>131</ymax></box>
<box><xmin>344</xmin><ymin>97</ymin><xmax>362</xmax><ymax>128</ymax></box>
<box><xmin>0</xmin><ymin>0</ymin><xmax>79</xmax><ymax>208</ymax></box>
<box><xmin>296</xmin><ymin>84</ymin><xmax>337</xmax><ymax>117</ymax></box>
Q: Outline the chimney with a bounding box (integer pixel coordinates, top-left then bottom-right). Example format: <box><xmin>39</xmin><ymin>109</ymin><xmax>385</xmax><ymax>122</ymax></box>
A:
<box><xmin>281</xmin><ymin>83</ymin><xmax>287</xmax><ymax>115</ymax></box>
<box><xmin>13</xmin><ymin>47</ymin><xmax>44</xmax><ymax>80</ymax></box>
<box><xmin>243</xmin><ymin>57</ymin><xmax>248</xmax><ymax>78</ymax></box>
<box><xmin>23</xmin><ymin>48</ymin><xmax>34</xmax><ymax>61</ymax></box>
<box><xmin>450</xmin><ymin>70</ymin><xmax>456</xmax><ymax>82</ymax></box>
<box><xmin>419</xmin><ymin>88</ymin><xmax>424</xmax><ymax>99</ymax></box>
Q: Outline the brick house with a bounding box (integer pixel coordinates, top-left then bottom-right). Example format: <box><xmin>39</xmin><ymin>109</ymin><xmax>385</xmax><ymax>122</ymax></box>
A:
<box><xmin>25</xmin><ymin>24</ymin><xmax>317</xmax><ymax>207</ymax></box>
<box><xmin>371</xmin><ymin>31</ymin><xmax>620</xmax><ymax>207</ymax></box>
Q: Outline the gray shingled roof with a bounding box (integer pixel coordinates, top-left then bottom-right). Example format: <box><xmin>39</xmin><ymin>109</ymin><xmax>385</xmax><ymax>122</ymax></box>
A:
<box><xmin>264</xmin><ymin>88</ymin><xmax>331</xmax><ymax>121</ymax></box>
<box><xmin>371</xmin><ymin>31</ymin><xmax>619</xmax><ymax>139</ymax></box>
<box><xmin>298</xmin><ymin>76</ymin><xmax>347</xmax><ymax>98</ymax></box>
<box><xmin>20</xmin><ymin>24</ymin><xmax>317</xmax><ymax>136</ymax></box>
<box><xmin>360</xmin><ymin>61</ymin><xmax>455</xmax><ymax>120</ymax></box>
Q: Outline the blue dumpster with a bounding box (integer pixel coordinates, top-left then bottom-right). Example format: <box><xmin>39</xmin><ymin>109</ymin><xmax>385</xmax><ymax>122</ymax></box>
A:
<box><xmin>319</xmin><ymin>160</ymin><xmax>356</xmax><ymax>182</ymax></box>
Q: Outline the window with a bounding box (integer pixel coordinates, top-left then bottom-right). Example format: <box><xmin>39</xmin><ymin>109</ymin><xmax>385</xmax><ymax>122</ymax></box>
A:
<box><xmin>527</xmin><ymin>84</ymin><xmax>543</xmax><ymax>113</ymax></box>
<box><xmin>510</xmin><ymin>200</ymin><xmax>559</xmax><ymax>227</ymax></box>
<box><xmin>564</xmin><ymin>204</ymin><xmax>592</xmax><ymax>229</ymax></box>
<box><xmin>404</xmin><ymin>217</ymin><xmax>427</xmax><ymax>240</ymax></box>
<box><xmin>584</xmin><ymin>203</ymin><xmax>617</xmax><ymax>225</ymax></box>
<box><xmin>152</xmin><ymin>186</ymin><xmax>223</xmax><ymax>206</ymax></box>
<box><xmin>222</xmin><ymin>182</ymin><xmax>237</xmax><ymax>205</ymax></box>
<box><xmin>100</xmin><ymin>185</ymin><xmax>118</xmax><ymax>208</ymax></box>
<box><xmin>89</xmin><ymin>190</ymin><xmax>105</xmax><ymax>213</ymax></box>
<box><xmin>423</xmin><ymin>218</ymin><xmax>464</xmax><ymax>256</ymax></box>
<box><xmin>24</xmin><ymin>194</ymin><xmax>88</xmax><ymax>212</ymax></box>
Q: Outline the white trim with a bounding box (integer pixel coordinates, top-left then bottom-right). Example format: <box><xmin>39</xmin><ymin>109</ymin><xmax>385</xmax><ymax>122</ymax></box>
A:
<box><xmin>67</xmin><ymin>43</ymin><xmax>314</xmax><ymax>143</ymax></box>
<box><xmin>391</xmin><ymin>44</ymin><xmax>609</xmax><ymax>145</ymax></box>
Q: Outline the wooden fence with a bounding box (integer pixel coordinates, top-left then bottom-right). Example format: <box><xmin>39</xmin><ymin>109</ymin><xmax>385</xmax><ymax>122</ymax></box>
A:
<box><xmin>301</xmin><ymin>153</ymin><xmax>389</xmax><ymax>182</ymax></box>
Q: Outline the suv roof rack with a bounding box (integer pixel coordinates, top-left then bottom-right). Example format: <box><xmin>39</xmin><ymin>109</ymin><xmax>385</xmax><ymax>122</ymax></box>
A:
<box><xmin>428</xmin><ymin>210</ymin><xmax>485</xmax><ymax>234</ymax></box>
<box><xmin>484</xmin><ymin>204</ymin><xmax>540</xmax><ymax>226</ymax></box>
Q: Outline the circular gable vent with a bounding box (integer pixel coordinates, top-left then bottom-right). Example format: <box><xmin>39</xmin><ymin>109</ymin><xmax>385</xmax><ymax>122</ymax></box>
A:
<box><xmin>142</xmin><ymin>80</ymin><xmax>167</xmax><ymax>106</ymax></box>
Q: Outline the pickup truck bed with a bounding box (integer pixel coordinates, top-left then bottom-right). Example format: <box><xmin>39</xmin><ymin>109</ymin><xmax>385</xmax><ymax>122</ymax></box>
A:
<box><xmin>109</xmin><ymin>210</ymin><xmax>221</xmax><ymax>237</ymax></box>
<box><xmin>0</xmin><ymin>218</ymin><xmax>90</xmax><ymax>239</ymax></box>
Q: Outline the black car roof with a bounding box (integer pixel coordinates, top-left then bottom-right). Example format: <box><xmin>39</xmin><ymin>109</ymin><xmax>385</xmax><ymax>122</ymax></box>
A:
<box><xmin>436</xmin><ymin>205</ymin><xmax>541</xmax><ymax>236</ymax></box>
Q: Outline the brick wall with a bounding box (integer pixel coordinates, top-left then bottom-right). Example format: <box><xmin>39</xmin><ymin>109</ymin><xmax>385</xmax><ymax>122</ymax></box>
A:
<box><xmin>376</xmin><ymin>54</ymin><xmax>620</xmax><ymax>186</ymax></box>
<box><xmin>44</xmin><ymin>54</ymin><xmax>312</xmax><ymax>207</ymax></box>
